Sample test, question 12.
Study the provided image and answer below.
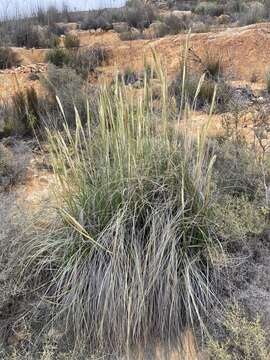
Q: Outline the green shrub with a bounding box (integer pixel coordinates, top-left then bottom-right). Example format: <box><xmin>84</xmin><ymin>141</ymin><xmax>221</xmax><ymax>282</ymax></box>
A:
<box><xmin>195</xmin><ymin>2</ymin><xmax>224</xmax><ymax>16</ymax></box>
<box><xmin>164</xmin><ymin>14</ymin><xmax>190</xmax><ymax>34</ymax></box>
<box><xmin>207</xmin><ymin>305</ymin><xmax>270</xmax><ymax>360</ymax></box>
<box><xmin>68</xmin><ymin>46</ymin><xmax>109</xmax><ymax>78</ymax></box>
<box><xmin>0</xmin><ymin>47</ymin><xmax>21</xmax><ymax>69</ymax></box>
<box><xmin>45</xmin><ymin>48</ymin><xmax>70</xmax><ymax>67</ymax></box>
<box><xmin>48</xmin><ymin>34</ymin><xmax>60</xmax><ymax>48</ymax></box>
<box><xmin>118</xmin><ymin>67</ymin><xmax>139</xmax><ymax>84</ymax></box>
<box><xmin>42</xmin><ymin>64</ymin><xmax>88</xmax><ymax>125</ymax></box>
<box><xmin>125</xmin><ymin>0</ymin><xmax>156</xmax><ymax>29</ymax></box>
<box><xmin>170</xmin><ymin>69</ymin><xmax>232</xmax><ymax>112</ymax></box>
<box><xmin>266</xmin><ymin>68</ymin><xmax>270</xmax><ymax>93</ymax></box>
<box><xmin>13</xmin><ymin>23</ymin><xmax>44</xmax><ymax>48</ymax></box>
<box><xmin>64</xmin><ymin>34</ymin><xmax>80</xmax><ymax>49</ymax></box>
<box><xmin>9</xmin><ymin>88</ymin><xmax>40</xmax><ymax>136</ymax></box>
<box><xmin>239</xmin><ymin>2</ymin><xmax>266</xmax><ymax>25</ymax></box>
<box><xmin>203</xmin><ymin>52</ymin><xmax>224</xmax><ymax>80</ymax></box>
<box><xmin>119</xmin><ymin>30</ymin><xmax>144</xmax><ymax>40</ymax></box>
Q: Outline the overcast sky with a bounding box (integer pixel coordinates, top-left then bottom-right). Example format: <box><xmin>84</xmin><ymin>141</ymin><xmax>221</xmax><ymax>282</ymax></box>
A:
<box><xmin>0</xmin><ymin>0</ymin><xmax>125</xmax><ymax>17</ymax></box>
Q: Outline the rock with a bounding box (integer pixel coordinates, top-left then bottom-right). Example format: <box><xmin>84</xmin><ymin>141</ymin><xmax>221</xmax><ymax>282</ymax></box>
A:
<box><xmin>217</xmin><ymin>14</ymin><xmax>231</xmax><ymax>25</ymax></box>
<box><xmin>172</xmin><ymin>10</ymin><xmax>193</xmax><ymax>20</ymax></box>
<box><xmin>112</xmin><ymin>22</ymin><xmax>129</xmax><ymax>33</ymax></box>
<box><xmin>96</xmin><ymin>28</ymin><xmax>103</xmax><ymax>33</ymax></box>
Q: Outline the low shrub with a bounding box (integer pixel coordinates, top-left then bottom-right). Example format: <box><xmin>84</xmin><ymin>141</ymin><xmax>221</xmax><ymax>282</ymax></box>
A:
<box><xmin>69</xmin><ymin>47</ymin><xmax>109</xmax><ymax>78</ymax></box>
<box><xmin>164</xmin><ymin>14</ymin><xmax>191</xmax><ymax>34</ymax></box>
<box><xmin>4</xmin><ymin>88</ymin><xmax>41</xmax><ymax>136</ymax></box>
<box><xmin>119</xmin><ymin>30</ymin><xmax>144</xmax><ymax>40</ymax></box>
<box><xmin>45</xmin><ymin>48</ymin><xmax>70</xmax><ymax>67</ymax></box>
<box><xmin>125</xmin><ymin>0</ymin><xmax>156</xmax><ymax>29</ymax></box>
<box><xmin>170</xmin><ymin>69</ymin><xmax>233</xmax><ymax>112</ymax></box>
<box><xmin>239</xmin><ymin>2</ymin><xmax>266</xmax><ymax>25</ymax></box>
<box><xmin>13</xmin><ymin>23</ymin><xmax>45</xmax><ymax>49</ymax></box>
<box><xmin>207</xmin><ymin>305</ymin><xmax>270</xmax><ymax>360</ymax></box>
<box><xmin>63</xmin><ymin>34</ymin><xmax>80</xmax><ymax>49</ymax></box>
<box><xmin>48</xmin><ymin>34</ymin><xmax>60</xmax><ymax>49</ymax></box>
<box><xmin>202</xmin><ymin>52</ymin><xmax>224</xmax><ymax>80</ymax></box>
<box><xmin>119</xmin><ymin>67</ymin><xmax>139</xmax><ymax>84</ymax></box>
<box><xmin>266</xmin><ymin>68</ymin><xmax>270</xmax><ymax>93</ymax></box>
<box><xmin>42</xmin><ymin>64</ymin><xmax>88</xmax><ymax>125</ymax></box>
<box><xmin>0</xmin><ymin>47</ymin><xmax>21</xmax><ymax>69</ymax></box>
<box><xmin>195</xmin><ymin>2</ymin><xmax>224</xmax><ymax>16</ymax></box>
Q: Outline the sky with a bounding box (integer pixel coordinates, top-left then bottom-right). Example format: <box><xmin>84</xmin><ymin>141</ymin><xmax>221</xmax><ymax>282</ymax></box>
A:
<box><xmin>0</xmin><ymin>0</ymin><xmax>126</xmax><ymax>17</ymax></box>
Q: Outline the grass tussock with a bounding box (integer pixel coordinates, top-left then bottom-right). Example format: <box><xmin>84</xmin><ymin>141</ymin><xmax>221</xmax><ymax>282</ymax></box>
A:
<box><xmin>15</xmin><ymin>51</ymin><xmax>223</xmax><ymax>357</ymax></box>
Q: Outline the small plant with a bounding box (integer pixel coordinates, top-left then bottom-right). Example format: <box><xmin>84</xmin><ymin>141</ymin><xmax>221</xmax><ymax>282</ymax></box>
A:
<box><xmin>13</xmin><ymin>23</ymin><xmax>44</xmax><ymax>49</ymax></box>
<box><xmin>119</xmin><ymin>30</ymin><xmax>144</xmax><ymax>40</ymax></box>
<box><xmin>239</xmin><ymin>2</ymin><xmax>266</xmax><ymax>25</ymax></box>
<box><xmin>11</xmin><ymin>88</ymin><xmax>40</xmax><ymax>136</ymax></box>
<box><xmin>125</xmin><ymin>0</ymin><xmax>156</xmax><ymax>29</ymax></box>
<box><xmin>164</xmin><ymin>14</ymin><xmax>190</xmax><ymax>34</ymax></box>
<box><xmin>266</xmin><ymin>68</ymin><xmax>270</xmax><ymax>93</ymax></box>
<box><xmin>64</xmin><ymin>34</ymin><xmax>80</xmax><ymax>49</ymax></box>
<box><xmin>119</xmin><ymin>67</ymin><xmax>139</xmax><ymax>84</ymax></box>
<box><xmin>69</xmin><ymin>47</ymin><xmax>109</xmax><ymax>77</ymax></box>
<box><xmin>207</xmin><ymin>305</ymin><xmax>270</xmax><ymax>360</ymax></box>
<box><xmin>45</xmin><ymin>48</ymin><xmax>70</xmax><ymax>67</ymax></box>
<box><xmin>195</xmin><ymin>2</ymin><xmax>224</xmax><ymax>16</ymax></box>
<box><xmin>42</xmin><ymin>64</ymin><xmax>88</xmax><ymax>125</ymax></box>
<box><xmin>0</xmin><ymin>47</ymin><xmax>21</xmax><ymax>69</ymax></box>
<box><xmin>48</xmin><ymin>34</ymin><xmax>60</xmax><ymax>49</ymax></box>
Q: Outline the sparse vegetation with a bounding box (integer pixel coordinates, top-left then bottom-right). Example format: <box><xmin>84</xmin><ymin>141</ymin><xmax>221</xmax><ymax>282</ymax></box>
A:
<box><xmin>207</xmin><ymin>305</ymin><xmax>270</xmax><ymax>359</ymax></box>
<box><xmin>0</xmin><ymin>48</ymin><xmax>21</xmax><ymax>69</ymax></box>
<box><xmin>45</xmin><ymin>48</ymin><xmax>70</xmax><ymax>67</ymax></box>
<box><xmin>63</xmin><ymin>33</ymin><xmax>80</xmax><ymax>49</ymax></box>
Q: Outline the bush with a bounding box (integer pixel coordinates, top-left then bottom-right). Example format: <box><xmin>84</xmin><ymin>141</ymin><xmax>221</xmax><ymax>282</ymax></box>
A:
<box><xmin>119</xmin><ymin>67</ymin><xmax>139</xmax><ymax>84</ymax></box>
<box><xmin>6</xmin><ymin>88</ymin><xmax>41</xmax><ymax>136</ymax></box>
<box><xmin>195</xmin><ymin>2</ymin><xmax>224</xmax><ymax>16</ymax></box>
<box><xmin>239</xmin><ymin>2</ymin><xmax>266</xmax><ymax>25</ymax></box>
<box><xmin>125</xmin><ymin>0</ymin><xmax>156</xmax><ymax>29</ymax></box>
<box><xmin>266</xmin><ymin>69</ymin><xmax>270</xmax><ymax>93</ymax></box>
<box><xmin>48</xmin><ymin>34</ymin><xmax>60</xmax><ymax>48</ymax></box>
<box><xmin>119</xmin><ymin>30</ymin><xmax>144</xmax><ymax>40</ymax></box>
<box><xmin>207</xmin><ymin>305</ymin><xmax>270</xmax><ymax>360</ymax></box>
<box><xmin>164</xmin><ymin>14</ymin><xmax>191</xmax><ymax>34</ymax></box>
<box><xmin>170</xmin><ymin>68</ymin><xmax>232</xmax><ymax>112</ymax></box>
<box><xmin>42</xmin><ymin>64</ymin><xmax>88</xmax><ymax>125</ymax></box>
<box><xmin>0</xmin><ymin>47</ymin><xmax>21</xmax><ymax>69</ymax></box>
<box><xmin>64</xmin><ymin>34</ymin><xmax>80</xmax><ymax>49</ymax></box>
<box><xmin>68</xmin><ymin>46</ymin><xmax>109</xmax><ymax>78</ymax></box>
<box><xmin>13</xmin><ymin>22</ymin><xmax>46</xmax><ymax>48</ymax></box>
<box><xmin>45</xmin><ymin>48</ymin><xmax>70</xmax><ymax>67</ymax></box>
<box><xmin>203</xmin><ymin>52</ymin><xmax>224</xmax><ymax>80</ymax></box>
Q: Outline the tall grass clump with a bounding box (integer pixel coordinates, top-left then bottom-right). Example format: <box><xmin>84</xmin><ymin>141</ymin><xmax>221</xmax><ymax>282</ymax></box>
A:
<box><xmin>18</xmin><ymin>52</ymin><xmax>222</xmax><ymax>357</ymax></box>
